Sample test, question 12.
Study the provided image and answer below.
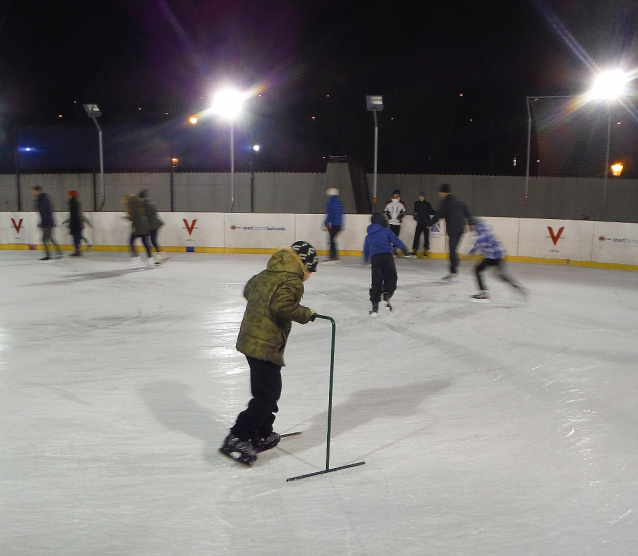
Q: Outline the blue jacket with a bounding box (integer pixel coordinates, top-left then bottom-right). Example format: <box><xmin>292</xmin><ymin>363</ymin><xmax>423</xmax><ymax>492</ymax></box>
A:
<box><xmin>325</xmin><ymin>195</ymin><xmax>344</xmax><ymax>227</ymax></box>
<box><xmin>470</xmin><ymin>220</ymin><xmax>505</xmax><ymax>259</ymax></box>
<box><xmin>363</xmin><ymin>214</ymin><xmax>407</xmax><ymax>260</ymax></box>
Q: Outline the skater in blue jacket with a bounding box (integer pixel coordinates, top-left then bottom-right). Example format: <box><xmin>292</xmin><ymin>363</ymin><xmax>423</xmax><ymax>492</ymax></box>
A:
<box><xmin>470</xmin><ymin>219</ymin><xmax>526</xmax><ymax>302</ymax></box>
<box><xmin>363</xmin><ymin>212</ymin><xmax>407</xmax><ymax>316</ymax></box>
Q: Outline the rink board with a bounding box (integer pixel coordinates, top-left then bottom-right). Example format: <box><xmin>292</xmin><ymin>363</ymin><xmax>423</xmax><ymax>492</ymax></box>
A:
<box><xmin>2</xmin><ymin>212</ymin><xmax>638</xmax><ymax>268</ymax></box>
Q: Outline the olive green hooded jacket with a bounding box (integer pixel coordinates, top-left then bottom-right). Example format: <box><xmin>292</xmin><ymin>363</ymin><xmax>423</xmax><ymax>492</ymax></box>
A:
<box><xmin>236</xmin><ymin>247</ymin><xmax>313</xmax><ymax>366</ymax></box>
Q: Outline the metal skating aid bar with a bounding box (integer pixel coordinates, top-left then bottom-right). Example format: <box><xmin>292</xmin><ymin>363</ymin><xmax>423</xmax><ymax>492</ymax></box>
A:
<box><xmin>287</xmin><ymin>314</ymin><xmax>365</xmax><ymax>482</ymax></box>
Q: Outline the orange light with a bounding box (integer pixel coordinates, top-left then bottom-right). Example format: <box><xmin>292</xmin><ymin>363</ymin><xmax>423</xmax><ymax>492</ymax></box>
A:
<box><xmin>171</xmin><ymin>158</ymin><xmax>179</xmax><ymax>168</ymax></box>
<box><xmin>189</xmin><ymin>117</ymin><xmax>198</xmax><ymax>124</ymax></box>
<box><xmin>611</xmin><ymin>163</ymin><xmax>623</xmax><ymax>176</ymax></box>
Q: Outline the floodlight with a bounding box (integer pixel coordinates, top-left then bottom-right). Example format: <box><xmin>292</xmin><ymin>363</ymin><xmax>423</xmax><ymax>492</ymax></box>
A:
<box><xmin>211</xmin><ymin>89</ymin><xmax>246</xmax><ymax>120</ymax></box>
<box><xmin>366</xmin><ymin>95</ymin><xmax>384</xmax><ymax>111</ymax></box>
<box><xmin>83</xmin><ymin>103</ymin><xmax>102</xmax><ymax>118</ymax></box>
<box><xmin>252</xmin><ymin>144</ymin><xmax>260</xmax><ymax>152</ymax></box>
<box><xmin>588</xmin><ymin>69</ymin><xmax>629</xmax><ymax>100</ymax></box>
<box><xmin>189</xmin><ymin>117</ymin><xmax>198</xmax><ymax>125</ymax></box>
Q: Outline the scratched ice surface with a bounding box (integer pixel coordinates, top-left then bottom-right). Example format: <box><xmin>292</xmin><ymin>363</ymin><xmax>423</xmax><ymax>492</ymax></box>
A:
<box><xmin>1</xmin><ymin>250</ymin><xmax>637</xmax><ymax>555</ymax></box>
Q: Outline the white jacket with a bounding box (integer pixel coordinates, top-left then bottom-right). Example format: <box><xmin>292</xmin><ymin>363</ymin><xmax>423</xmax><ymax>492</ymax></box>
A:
<box><xmin>384</xmin><ymin>198</ymin><xmax>406</xmax><ymax>226</ymax></box>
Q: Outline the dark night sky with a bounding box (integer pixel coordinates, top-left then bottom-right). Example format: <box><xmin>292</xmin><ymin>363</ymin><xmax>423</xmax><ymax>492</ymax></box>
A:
<box><xmin>0</xmin><ymin>0</ymin><xmax>636</xmax><ymax>174</ymax></box>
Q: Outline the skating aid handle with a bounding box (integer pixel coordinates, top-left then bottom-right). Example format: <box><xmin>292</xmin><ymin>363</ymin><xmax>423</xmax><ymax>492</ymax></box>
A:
<box><xmin>312</xmin><ymin>314</ymin><xmax>336</xmax><ymax>471</ymax></box>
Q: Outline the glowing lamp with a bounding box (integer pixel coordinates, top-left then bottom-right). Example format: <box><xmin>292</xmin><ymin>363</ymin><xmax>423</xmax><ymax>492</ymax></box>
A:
<box><xmin>611</xmin><ymin>163</ymin><xmax>623</xmax><ymax>176</ymax></box>
<box><xmin>211</xmin><ymin>89</ymin><xmax>246</xmax><ymax>120</ymax></box>
<box><xmin>588</xmin><ymin>69</ymin><xmax>629</xmax><ymax>100</ymax></box>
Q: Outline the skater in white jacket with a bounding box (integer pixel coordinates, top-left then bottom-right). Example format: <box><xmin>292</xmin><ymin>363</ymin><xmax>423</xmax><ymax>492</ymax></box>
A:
<box><xmin>383</xmin><ymin>189</ymin><xmax>406</xmax><ymax>245</ymax></box>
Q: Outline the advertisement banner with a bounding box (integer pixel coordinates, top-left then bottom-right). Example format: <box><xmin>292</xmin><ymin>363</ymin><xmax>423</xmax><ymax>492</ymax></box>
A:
<box><xmin>518</xmin><ymin>219</ymin><xmax>594</xmax><ymax>261</ymax></box>
<box><xmin>225</xmin><ymin>213</ymin><xmax>295</xmax><ymax>250</ymax></box>
<box><xmin>161</xmin><ymin>213</ymin><xmax>224</xmax><ymax>249</ymax></box>
<box><xmin>592</xmin><ymin>222</ymin><xmax>638</xmax><ymax>266</ymax></box>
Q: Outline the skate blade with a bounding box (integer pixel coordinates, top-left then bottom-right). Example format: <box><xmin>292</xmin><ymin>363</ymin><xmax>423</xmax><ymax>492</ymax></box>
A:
<box><xmin>218</xmin><ymin>447</ymin><xmax>256</xmax><ymax>466</ymax></box>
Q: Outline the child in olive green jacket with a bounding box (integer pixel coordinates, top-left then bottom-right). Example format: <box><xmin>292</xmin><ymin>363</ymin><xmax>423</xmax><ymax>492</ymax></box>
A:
<box><xmin>220</xmin><ymin>241</ymin><xmax>318</xmax><ymax>466</ymax></box>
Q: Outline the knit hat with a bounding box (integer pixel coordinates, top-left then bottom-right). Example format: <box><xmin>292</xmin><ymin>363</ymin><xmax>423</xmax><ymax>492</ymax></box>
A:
<box><xmin>371</xmin><ymin>212</ymin><xmax>389</xmax><ymax>227</ymax></box>
<box><xmin>440</xmin><ymin>183</ymin><xmax>451</xmax><ymax>193</ymax></box>
<box><xmin>291</xmin><ymin>240</ymin><xmax>318</xmax><ymax>272</ymax></box>
<box><xmin>419</xmin><ymin>191</ymin><xmax>425</xmax><ymax>197</ymax></box>
<box><xmin>68</xmin><ymin>190</ymin><xmax>79</xmax><ymax>198</ymax></box>
<box><xmin>326</xmin><ymin>188</ymin><xmax>339</xmax><ymax>196</ymax></box>
<box><xmin>139</xmin><ymin>189</ymin><xmax>148</xmax><ymax>198</ymax></box>
<box><xmin>393</xmin><ymin>189</ymin><xmax>401</xmax><ymax>196</ymax></box>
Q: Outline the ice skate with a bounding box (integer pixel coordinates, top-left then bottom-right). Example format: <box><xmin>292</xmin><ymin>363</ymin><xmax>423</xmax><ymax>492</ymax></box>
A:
<box><xmin>514</xmin><ymin>285</ymin><xmax>529</xmax><ymax>301</ymax></box>
<box><xmin>369</xmin><ymin>302</ymin><xmax>379</xmax><ymax>317</ymax></box>
<box><xmin>441</xmin><ymin>273</ymin><xmax>458</xmax><ymax>283</ymax></box>
<box><xmin>405</xmin><ymin>249</ymin><xmax>417</xmax><ymax>259</ymax></box>
<box><xmin>40</xmin><ymin>256</ymin><xmax>51</xmax><ymax>261</ymax></box>
<box><xmin>253</xmin><ymin>432</ymin><xmax>281</xmax><ymax>453</ymax></box>
<box><xmin>219</xmin><ymin>434</ymin><xmax>258</xmax><ymax>466</ymax></box>
<box><xmin>471</xmin><ymin>290</ymin><xmax>490</xmax><ymax>302</ymax></box>
<box><xmin>128</xmin><ymin>256</ymin><xmax>143</xmax><ymax>269</ymax></box>
<box><xmin>382</xmin><ymin>292</ymin><xmax>393</xmax><ymax>311</ymax></box>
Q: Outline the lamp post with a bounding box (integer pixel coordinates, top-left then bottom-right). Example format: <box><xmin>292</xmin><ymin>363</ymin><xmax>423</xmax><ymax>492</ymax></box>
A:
<box><xmin>83</xmin><ymin>104</ymin><xmax>105</xmax><ymax>211</ymax></box>
<box><xmin>366</xmin><ymin>95</ymin><xmax>383</xmax><ymax>209</ymax></box>
<box><xmin>211</xmin><ymin>89</ymin><xmax>246</xmax><ymax>212</ymax></box>
<box><xmin>250</xmin><ymin>144</ymin><xmax>260</xmax><ymax>212</ymax></box>
<box><xmin>587</xmin><ymin>69</ymin><xmax>629</xmax><ymax>220</ymax></box>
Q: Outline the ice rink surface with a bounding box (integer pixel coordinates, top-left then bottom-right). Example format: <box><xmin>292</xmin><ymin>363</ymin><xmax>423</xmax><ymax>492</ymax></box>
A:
<box><xmin>1</xmin><ymin>250</ymin><xmax>638</xmax><ymax>555</ymax></box>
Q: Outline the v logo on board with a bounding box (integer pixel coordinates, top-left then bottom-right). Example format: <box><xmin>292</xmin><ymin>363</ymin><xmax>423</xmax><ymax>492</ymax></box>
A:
<box><xmin>547</xmin><ymin>226</ymin><xmax>564</xmax><ymax>245</ymax></box>
<box><xmin>11</xmin><ymin>218</ymin><xmax>24</xmax><ymax>234</ymax></box>
<box><xmin>183</xmin><ymin>219</ymin><xmax>197</xmax><ymax>235</ymax></box>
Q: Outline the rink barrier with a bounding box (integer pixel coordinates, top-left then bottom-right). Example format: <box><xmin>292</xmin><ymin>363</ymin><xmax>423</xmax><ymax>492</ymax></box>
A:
<box><xmin>3</xmin><ymin>212</ymin><xmax>638</xmax><ymax>271</ymax></box>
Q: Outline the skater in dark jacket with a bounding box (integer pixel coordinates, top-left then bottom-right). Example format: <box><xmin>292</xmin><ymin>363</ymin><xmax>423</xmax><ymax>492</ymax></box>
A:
<box><xmin>32</xmin><ymin>186</ymin><xmax>62</xmax><ymax>261</ymax></box>
<box><xmin>469</xmin><ymin>219</ymin><xmax>527</xmax><ymax>302</ymax></box>
<box><xmin>430</xmin><ymin>183</ymin><xmax>474</xmax><ymax>282</ymax></box>
<box><xmin>139</xmin><ymin>190</ymin><xmax>166</xmax><ymax>264</ymax></box>
<box><xmin>363</xmin><ymin>212</ymin><xmax>407</xmax><ymax>316</ymax></box>
<box><xmin>220</xmin><ymin>241</ymin><xmax>318</xmax><ymax>466</ymax></box>
<box><xmin>411</xmin><ymin>192</ymin><xmax>435</xmax><ymax>256</ymax></box>
<box><xmin>66</xmin><ymin>190</ymin><xmax>84</xmax><ymax>257</ymax></box>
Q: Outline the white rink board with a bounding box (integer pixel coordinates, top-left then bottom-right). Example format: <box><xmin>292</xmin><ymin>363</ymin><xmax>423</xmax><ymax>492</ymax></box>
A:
<box><xmin>224</xmin><ymin>213</ymin><xmax>296</xmax><ymax>249</ymax></box>
<box><xmin>92</xmin><ymin>212</ymin><xmax>131</xmax><ymax>247</ymax></box>
<box><xmin>3</xmin><ymin>212</ymin><xmax>36</xmax><ymax>245</ymax></box>
<box><xmin>518</xmin><ymin>219</ymin><xmax>594</xmax><ymax>260</ymax></box>
<box><xmin>458</xmin><ymin>217</ymin><xmax>520</xmax><ymax>256</ymax></box>
<box><xmin>592</xmin><ymin>222</ymin><xmax>638</xmax><ymax>266</ymax></box>
<box><xmin>294</xmin><ymin>214</ymin><xmax>371</xmax><ymax>254</ymax></box>
<box><xmin>161</xmin><ymin>213</ymin><xmax>225</xmax><ymax>248</ymax></box>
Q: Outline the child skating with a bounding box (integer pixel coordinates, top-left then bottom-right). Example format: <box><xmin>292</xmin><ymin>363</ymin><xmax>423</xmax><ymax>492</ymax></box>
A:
<box><xmin>363</xmin><ymin>212</ymin><xmax>408</xmax><ymax>317</ymax></box>
<box><xmin>469</xmin><ymin>219</ymin><xmax>527</xmax><ymax>302</ymax></box>
<box><xmin>219</xmin><ymin>241</ymin><xmax>318</xmax><ymax>466</ymax></box>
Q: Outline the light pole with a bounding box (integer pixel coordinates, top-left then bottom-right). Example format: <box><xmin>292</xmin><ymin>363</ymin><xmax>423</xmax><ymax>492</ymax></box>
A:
<box><xmin>366</xmin><ymin>95</ymin><xmax>383</xmax><ymax>209</ymax></box>
<box><xmin>211</xmin><ymin>89</ymin><xmax>246</xmax><ymax>212</ymax></box>
<box><xmin>250</xmin><ymin>144</ymin><xmax>260</xmax><ymax>212</ymax></box>
<box><xmin>83</xmin><ymin>104</ymin><xmax>105</xmax><ymax>211</ymax></box>
<box><xmin>587</xmin><ymin>69</ymin><xmax>629</xmax><ymax>220</ymax></box>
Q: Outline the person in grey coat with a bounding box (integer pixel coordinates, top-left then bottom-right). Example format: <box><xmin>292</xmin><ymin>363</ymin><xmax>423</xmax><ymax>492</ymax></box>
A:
<box><xmin>139</xmin><ymin>190</ymin><xmax>166</xmax><ymax>264</ymax></box>
<box><xmin>32</xmin><ymin>186</ymin><xmax>62</xmax><ymax>261</ymax></box>
<box><xmin>430</xmin><ymin>183</ymin><xmax>474</xmax><ymax>282</ymax></box>
<box><xmin>122</xmin><ymin>194</ymin><xmax>153</xmax><ymax>268</ymax></box>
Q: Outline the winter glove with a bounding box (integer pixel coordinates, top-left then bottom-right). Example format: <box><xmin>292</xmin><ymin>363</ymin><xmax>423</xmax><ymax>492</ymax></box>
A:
<box><xmin>308</xmin><ymin>308</ymin><xmax>318</xmax><ymax>322</ymax></box>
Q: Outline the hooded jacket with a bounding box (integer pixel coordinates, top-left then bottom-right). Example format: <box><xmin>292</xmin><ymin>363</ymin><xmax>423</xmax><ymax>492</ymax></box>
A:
<box><xmin>325</xmin><ymin>194</ymin><xmax>344</xmax><ymax>227</ymax></box>
<box><xmin>363</xmin><ymin>213</ymin><xmax>407</xmax><ymax>260</ymax></box>
<box><xmin>384</xmin><ymin>198</ymin><xmax>406</xmax><ymax>225</ymax></box>
<box><xmin>236</xmin><ymin>247</ymin><xmax>314</xmax><ymax>366</ymax></box>
<box><xmin>127</xmin><ymin>196</ymin><xmax>150</xmax><ymax>235</ymax></box>
<box><xmin>470</xmin><ymin>220</ymin><xmax>505</xmax><ymax>259</ymax></box>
